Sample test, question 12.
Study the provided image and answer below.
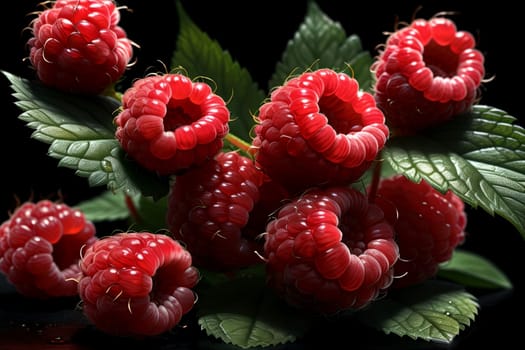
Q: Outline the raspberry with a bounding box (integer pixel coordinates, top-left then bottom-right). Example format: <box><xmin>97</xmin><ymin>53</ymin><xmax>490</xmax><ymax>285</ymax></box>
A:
<box><xmin>114</xmin><ymin>73</ymin><xmax>230</xmax><ymax>176</ymax></box>
<box><xmin>166</xmin><ymin>151</ymin><xmax>288</xmax><ymax>271</ymax></box>
<box><xmin>0</xmin><ymin>199</ymin><xmax>97</xmax><ymax>298</ymax></box>
<box><xmin>78</xmin><ymin>232</ymin><xmax>199</xmax><ymax>337</ymax></box>
<box><xmin>250</xmin><ymin>68</ymin><xmax>389</xmax><ymax>195</ymax></box>
<box><xmin>371</xmin><ymin>175</ymin><xmax>467</xmax><ymax>289</ymax></box>
<box><xmin>372</xmin><ymin>16</ymin><xmax>485</xmax><ymax>133</ymax></box>
<box><xmin>263</xmin><ymin>186</ymin><xmax>399</xmax><ymax>314</ymax></box>
<box><xmin>27</xmin><ymin>0</ymin><xmax>134</xmax><ymax>95</ymax></box>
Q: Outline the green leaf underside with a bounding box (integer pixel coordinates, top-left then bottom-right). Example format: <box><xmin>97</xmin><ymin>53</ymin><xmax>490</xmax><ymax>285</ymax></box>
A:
<box><xmin>3</xmin><ymin>71</ymin><xmax>169</xmax><ymax>199</ymax></box>
<box><xmin>172</xmin><ymin>1</ymin><xmax>265</xmax><ymax>143</ymax></box>
<box><xmin>269</xmin><ymin>1</ymin><xmax>373</xmax><ymax>92</ymax></box>
<box><xmin>197</xmin><ymin>271</ymin><xmax>313</xmax><ymax>349</ymax></box>
<box><xmin>438</xmin><ymin>249</ymin><xmax>512</xmax><ymax>289</ymax></box>
<box><xmin>383</xmin><ymin>105</ymin><xmax>525</xmax><ymax>237</ymax></box>
<box><xmin>358</xmin><ymin>280</ymin><xmax>478</xmax><ymax>343</ymax></box>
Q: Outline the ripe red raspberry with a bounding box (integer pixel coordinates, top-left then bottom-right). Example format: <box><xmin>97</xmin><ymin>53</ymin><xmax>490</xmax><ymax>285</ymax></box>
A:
<box><xmin>250</xmin><ymin>68</ymin><xmax>389</xmax><ymax>195</ymax></box>
<box><xmin>27</xmin><ymin>0</ymin><xmax>134</xmax><ymax>95</ymax></box>
<box><xmin>371</xmin><ymin>16</ymin><xmax>485</xmax><ymax>133</ymax></box>
<box><xmin>78</xmin><ymin>232</ymin><xmax>199</xmax><ymax>337</ymax></box>
<box><xmin>114</xmin><ymin>73</ymin><xmax>230</xmax><ymax>176</ymax></box>
<box><xmin>166</xmin><ymin>151</ymin><xmax>288</xmax><ymax>272</ymax></box>
<box><xmin>0</xmin><ymin>199</ymin><xmax>97</xmax><ymax>298</ymax></box>
<box><xmin>371</xmin><ymin>175</ymin><xmax>467</xmax><ymax>289</ymax></box>
<box><xmin>263</xmin><ymin>186</ymin><xmax>399</xmax><ymax>314</ymax></box>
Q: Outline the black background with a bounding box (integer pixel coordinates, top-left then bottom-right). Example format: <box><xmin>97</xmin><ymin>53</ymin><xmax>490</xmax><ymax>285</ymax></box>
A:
<box><xmin>1</xmin><ymin>1</ymin><xmax>524</xmax><ymax>349</ymax></box>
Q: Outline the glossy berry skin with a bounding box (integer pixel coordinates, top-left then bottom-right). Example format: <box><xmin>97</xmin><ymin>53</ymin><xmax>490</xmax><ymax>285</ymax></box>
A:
<box><xmin>167</xmin><ymin>151</ymin><xmax>288</xmax><ymax>272</ymax></box>
<box><xmin>27</xmin><ymin>0</ymin><xmax>134</xmax><ymax>95</ymax></box>
<box><xmin>0</xmin><ymin>200</ymin><xmax>97</xmax><ymax>298</ymax></box>
<box><xmin>372</xmin><ymin>175</ymin><xmax>467</xmax><ymax>289</ymax></box>
<box><xmin>115</xmin><ymin>74</ymin><xmax>230</xmax><ymax>176</ymax></box>
<box><xmin>250</xmin><ymin>68</ymin><xmax>389</xmax><ymax>195</ymax></box>
<box><xmin>264</xmin><ymin>186</ymin><xmax>399</xmax><ymax>314</ymax></box>
<box><xmin>78</xmin><ymin>232</ymin><xmax>199</xmax><ymax>337</ymax></box>
<box><xmin>372</xmin><ymin>17</ymin><xmax>485</xmax><ymax>134</ymax></box>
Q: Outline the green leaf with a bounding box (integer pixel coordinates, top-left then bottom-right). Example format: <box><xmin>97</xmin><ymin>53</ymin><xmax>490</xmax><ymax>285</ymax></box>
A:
<box><xmin>438</xmin><ymin>249</ymin><xmax>513</xmax><ymax>289</ymax></box>
<box><xmin>3</xmin><ymin>71</ymin><xmax>170</xmax><ymax>199</ymax></box>
<box><xmin>171</xmin><ymin>1</ymin><xmax>265</xmax><ymax>142</ymax></box>
<box><xmin>129</xmin><ymin>194</ymin><xmax>169</xmax><ymax>233</ymax></box>
<box><xmin>357</xmin><ymin>280</ymin><xmax>479</xmax><ymax>343</ymax></box>
<box><xmin>383</xmin><ymin>105</ymin><xmax>525</xmax><ymax>237</ymax></box>
<box><xmin>197</xmin><ymin>269</ymin><xmax>313</xmax><ymax>349</ymax></box>
<box><xmin>75</xmin><ymin>190</ymin><xmax>129</xmax><ymax>222</ymax></box>
<box><xmin>75</xmin><ymin>190</ymin><xmax>170</xmax><ymax>233</ymax></box>
<box><xmin>269</xmin><ymin>1</ymin><xmax>373</xmax><ymax>91</ymax></box>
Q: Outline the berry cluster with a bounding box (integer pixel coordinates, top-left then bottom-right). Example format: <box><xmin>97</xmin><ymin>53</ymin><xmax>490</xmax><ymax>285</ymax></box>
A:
<box><xmin>2</xmin><ymin>0</ymin><xmax>483</xmax><ymax>340</ymax></box>
<box><xmin>161</xmin><ymin>62</ymin><xmax>469</xmax><ymax>314</ymax></box>
<box><xmin>0</xmin><ymin>199</ymin><xmax>200</xmax><ymax>337</ymax></box>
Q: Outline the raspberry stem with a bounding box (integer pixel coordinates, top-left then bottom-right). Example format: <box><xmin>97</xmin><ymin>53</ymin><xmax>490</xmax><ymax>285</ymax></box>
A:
<box><xmin>102</xmin><ymin>85</ymin><xmax>122</xmax><ymax>102</ymax></box>
<box><xmin>368</xmin><ymin>157</ymin><xmax>383</xmax><ymax>203</ymax></box>
<box><xmin>225</xmin><ymin>133</ymin><xmax>252</xmax><ymax>156</ymax></box>
<box><xmin>124</xmin><ymin>193</ymin><xmax>142</xmax><ymax>224</ymax></box>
